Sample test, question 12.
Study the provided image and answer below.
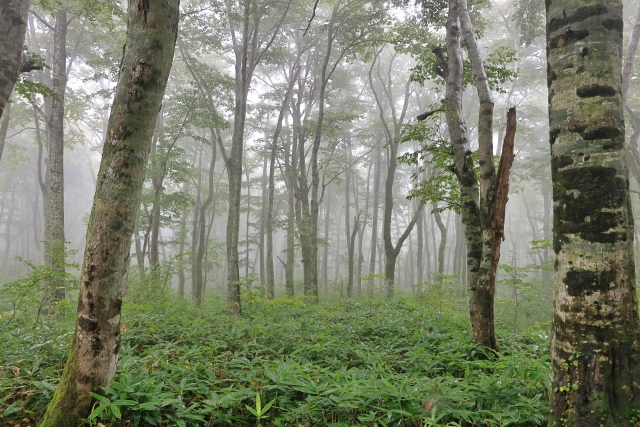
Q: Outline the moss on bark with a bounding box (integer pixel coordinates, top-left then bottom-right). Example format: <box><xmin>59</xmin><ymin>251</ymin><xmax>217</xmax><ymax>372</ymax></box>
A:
<box><xmin>39</xmin><ymin>0</ymin><xmax>180</xmax><ymax>425</ymax></box>
<box><xmin>546</xmin><ymin>0</ymin><xmax>640</xmax><ymax>424</ymax></box>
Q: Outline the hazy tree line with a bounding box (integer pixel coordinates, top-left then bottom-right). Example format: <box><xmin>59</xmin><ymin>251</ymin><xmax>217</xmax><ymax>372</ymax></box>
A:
<box><xmin>2</xmin><ymin>0</ymin><xmax>640</xmax><ymax>424</ymax></box>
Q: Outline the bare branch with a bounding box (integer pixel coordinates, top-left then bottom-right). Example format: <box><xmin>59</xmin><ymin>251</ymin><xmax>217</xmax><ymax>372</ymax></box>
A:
<box><xmin>303</xmin><ymin>0</ymin><xmax>320</xmax><ymax>36</ymax></box>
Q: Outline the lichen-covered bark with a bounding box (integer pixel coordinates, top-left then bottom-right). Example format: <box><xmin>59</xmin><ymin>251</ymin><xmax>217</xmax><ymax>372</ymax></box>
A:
<box><xmin>46</xmin><ymin>10</ymin><xmax>68</xmax><ymax>302</ymax></box>
<box><xmin>0</xmin><ymin>0</ymin><xmax>29</xmax><ymax>120</ymax></box>
<box><xmin>443</xmin><ymin>0</ymin><xmax>515</xmax><ymax>351</ymax></box>
<box><xmin>546</xmin><ymin>0</ymin><xmax>640</xmax><ymax>424</ymax></box>
<box><xmin>444</xmin><ymin>0</ymin><xmax>491</xmax><ymax>348</ymax></box>
<box><xmin>39</xmin><ymin>0</ymin><xmax>179</xmax><ymax>425</ymax></box>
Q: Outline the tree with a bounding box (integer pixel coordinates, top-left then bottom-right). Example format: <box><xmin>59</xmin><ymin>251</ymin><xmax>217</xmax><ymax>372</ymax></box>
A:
<box><xmin>545</xmin><ymin>0</ymin><xmax>640</xmax><ymax>424</ymax></box>
<box><xmin>221</xmin><ymin>0</ymin><xmax>290</xmax><ymax>314</ymax></box>
<box><xmin>39</xmin><ymin>0</ymin><xmax>180</xmax><ymax>424</ymax></box>
<box><xmin>368</xmin><ymin>46</ymin><xmax>424</xmax><ymax>298</ymax></box>
<box><xmin>439</xmin><ymin>0</ymin><xmax>516</xmax><ymax>350</ymax></box>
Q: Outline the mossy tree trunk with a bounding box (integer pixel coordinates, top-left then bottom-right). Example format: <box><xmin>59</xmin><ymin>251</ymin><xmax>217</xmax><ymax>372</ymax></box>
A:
<box><xmin>546</xmin><ymin>0</ymin><xmax>640</xmax><ymax>425</ymax></box>
<box><xmin>39</xmin><ymin>0</ymin><xmax>179</xmax><ymax>425</ymax></box>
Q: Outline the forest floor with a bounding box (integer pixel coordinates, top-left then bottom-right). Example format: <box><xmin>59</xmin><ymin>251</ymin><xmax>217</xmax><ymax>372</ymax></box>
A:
<box><xmin>1</xmin><ymin>285</ymin><xmax>552</xmax><ymax>427</ymax></box>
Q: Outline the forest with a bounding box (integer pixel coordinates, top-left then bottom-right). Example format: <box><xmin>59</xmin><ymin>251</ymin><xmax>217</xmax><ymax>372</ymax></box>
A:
<box><xmin>1</xmin><ymin>0</ymin><xmax>639</xmax><ymax>425</ymax></box>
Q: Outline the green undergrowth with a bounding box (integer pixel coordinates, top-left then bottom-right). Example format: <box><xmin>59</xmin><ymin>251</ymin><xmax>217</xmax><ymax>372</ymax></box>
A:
<box><xmin>1</xmin><ymin>295</ymin><xmax>551</xmax><ymax>426</ymax></box>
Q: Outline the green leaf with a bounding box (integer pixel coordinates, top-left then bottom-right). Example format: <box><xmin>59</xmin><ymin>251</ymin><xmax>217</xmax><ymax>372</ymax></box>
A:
<box><xmin>110</xmin><ymin>403</ymin><xmax>122</xmax><ymax>419</ymax></box>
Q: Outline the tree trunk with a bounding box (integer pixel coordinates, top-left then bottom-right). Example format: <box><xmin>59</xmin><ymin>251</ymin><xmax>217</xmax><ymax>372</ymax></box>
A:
<box><xmin>367</xmin><ymin>143</ymin><xmax>381</xmax><ymax>297</ymax></box>
<box><xmin>260</xmin><ymin>153</ymin><xmax>267</xmax><ymax>291</ymax></box>
<box><xmin>39</xmin><ymin>1</ymin><xmax>179</xmax><ymax>424</ymax></box>
<box><xmin>225</xmin><ymin>1</ymin><xmax>251</xmax><ymax>315</ymax></box>
<box><xmin>285</xmin><ymin>116</ymin><xmax>295</xmax><ymax>297</ymax></box>
<box><xmin>546</xmin><ymin>0</ymin><xmax>640</xmax><ymax>424</ymax></box>
<box><xmin>357</xmin><ymin>160</ymin><xmax>373</xmax><ymax>297</ymax></box>
<box><xmin>194</xmin><ymin>133</ymin><xmax>216</xmax><ymax>305</ymax></box>
<box><xmin>45</xmin><ymin>10</ymin><xmax>68</xmax><ymax>303</ymax></box>
<box><xmin>346</xmin><ymin>215</ymin><xmax>358</xmax><ymax>298</ymax></box>
<box><xmin>0</xmin><ymin>0</ymin><xmax>29</xmax><ymax>121</ymax></box>
<box><xmin>416</xmin><ymin>198</ymin><xmax>423</xmax><ymax>292</ymax></box>
<box><xmin>176</xmin><ymin>205</ymin><xmax>188</xmax><ymax>297</ymax></box>
<box><xmin>0</xmin><ymin>103</ymin><xmax>11</xmax><ymax>165</ymax></box>
<box><xmin>148</xmin><ymin>112</ymin><xmax>165</xmax><ymax>271</ymax></box>
<box><xmin>267</xmin><ymin>69</ymin><xmax>296</xmax><ymax>299</ymax></box>
<box><xmin>433</xmin><ymin>205</ymin><xmax>446</xmax><ymax>275</ymax></box>
<box><xmin>323</xmin><ymin>190</ymin><xmax>331</xmax><ymax>296</ymax></box>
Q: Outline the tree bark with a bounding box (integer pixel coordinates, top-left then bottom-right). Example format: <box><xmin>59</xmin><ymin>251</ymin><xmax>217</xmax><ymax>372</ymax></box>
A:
<box><xmin>45</xmin><ymin>10</ymin><xmax>68</xmax><ymax>303</ymax></box>
<box><xmin>323</xmin><ymin>190</ymin><xmax>332</xmax><ymax>296</ymax></box>
<box><xmin>267</xmin><ymin>67</ymin><xmax>297</xmax><ymax>299</ymax></box>
<box><xmin>367</xmin><ymin>143</ymin><xmax>381</xmax><ymax>296</ymax></box>
<box><xmin>194</xmin><ymin>132</ymin><xmax>217</xmax><ymax>305</ymax></box>
<box><xmin>0</xmin><ymin>0</ymin><xmax>29</xmax><ymax>121</ymax></box>
<box><xmin>39</xmin><ymin>0</ymin><xmax>179</xmax><ymax>425</ymax></box>
<box><xmin>346</xmin><ymin>214</ymin><xmax>359</xmax><ymax>298</ymax></box>
<box><xmin>0</xmin><ymin>103</ymin><xmax>11</xmax><ymax>165</ymax></box>
<box><xmin>225</xmin><ymin>0</ymin><xmax>287</xmax><ymax>313</ymax></box>
<box><xmin>433</xmin><ymin>205</ymin><xmax>446</xmax><ymax>276</ymax></box>
<box><xmin>284</xmin><ymin>115</ymin><xmax>295</xmax><ymax>297</ymax></box>
<box><xmin>546</xmin><ymin>0</ymin><xmax>640</xmax><ymax>424</ymax></box>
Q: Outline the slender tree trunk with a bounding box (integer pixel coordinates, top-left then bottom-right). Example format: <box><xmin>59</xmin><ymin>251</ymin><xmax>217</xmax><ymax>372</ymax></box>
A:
<box><xmin>148</xmin><ymin>112</ymin><xmax>167</xmax><ymax>272</ymax></box>
<box><xmin>334</xmin><ymin>205</ymin><xmax>342</xmax><ymax>284</ymax></box>
<box><xmin>260</xmin><ymin>154</ymin><xmax>267</xmax><ymax>290</ymax></box>
<box><xmin>39</xmin><ymin>1</ymin><xmax>179</xmax><ymax>424</ymax></box>
<box><xmin>433</xmin><ymin>205</ymin><xmax>446</xmax><ymax>275</ymax></box>
<box><xmin>194</xmin><ymin>133</ymin><xmax>216</xmax><ymax>305</ymax></box>
<box><xmin>176</xmin><ymin>205</ymin><xmax>188</xmax><ymax>297</ymax></box>
<box><xmin>357</xmin><ymin>160</ymin><xmax>373</xmax><ymax>297</ymax></box>
<box><xmin>416</xmin><ymin>200</ymin><xmax>423</xmax><ymax>292</ymax></box>
<box><xmin>225</xmin><ymin>1</ymin><xmax>251</xmax><ymax>315</ymax></box>
<box><xmin>368</xmin><ymin>143</ymin><xmax>381</xmax><ymax>296</ymax></box>
<box><xmin>46</xmin><ymin>10</ymin><xmax>68</xmax><ymax>302</ymax></box>
<box><xmin>267</xmin><ymin>71</ymin><xmax>296</xmax><ymax>299</ymax></box>
<box><xmin>546</xmin><ymin>0</ymin><xmax>640</xmax><ymax>424</ymax></box>
<box><xmin>285</xmin><ymin>117</ymin><xmax>295</xmax><ymax>297</ymax></box>
<box><xmin>323</xmin><ymin>190</ymin><xmax>331</xmax><ymax>296</ymax></box>
<box><xmin>347</xmin><ymin>215</ymin><xmax>358</xmax><ymax>298</ymax></box>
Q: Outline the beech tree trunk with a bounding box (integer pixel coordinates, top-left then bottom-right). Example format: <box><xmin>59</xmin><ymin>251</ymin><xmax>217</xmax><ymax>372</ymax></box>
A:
<box><xmin>267</xmin><ymin>67</ymin><xmax>297</xmax><ymax>299</ymax></box>
<box><xmin>546</xmin><ymin>0</ymin><xmax>640</xmax><ymax>424</ymax></box>
<box><xmin>45</xmin><ymin>10</ymin><xmax>68</xmax><ymax>302</ymax></box>
<box><xmin>194</xmin><ymin>132</ymin><xmax>217</xmax><ymax>305</ymax></box>
<box><xmin>367</xmin><ymin>143</ymin><xmax>381</xmax><ymax>296</ymax></box>
<box><xmin>39</xmin><ymin>1</ymin><xmax>179</xmax><ymax>424</ymax></box>
<box><xmin>443</xmin><ymin>0</ymin><xmax>515</xmax><ymax>351</ymax></box>
<box><xmin>346</xmin><ymin>215</ymin><xmax>359</xmax><ymax>298</ymax></box>
<box><xmin>0</xmin><ymin>0</ymin><xmax>29</xmax><ymax>121</ymax></box>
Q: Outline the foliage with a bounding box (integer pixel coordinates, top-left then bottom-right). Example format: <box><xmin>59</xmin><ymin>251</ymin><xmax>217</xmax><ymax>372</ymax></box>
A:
<box><xmin>498</xmin><ymin>261</ymin><xmax>537</xmax><ymax>329</ymax></box>
<box><xmin>0</xmin><ymin>248</ymin><xmax>79</xmax><ymax>334</ymax></box>
<box><xmin>408</xmin><ymin>42</ymin><xmax>517</xmax><ymax>93</ymax></box>
<box><xmin>1</xmin><ymin>294</ymin><xmax>551</xmax><ymax>426</ymax></box>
